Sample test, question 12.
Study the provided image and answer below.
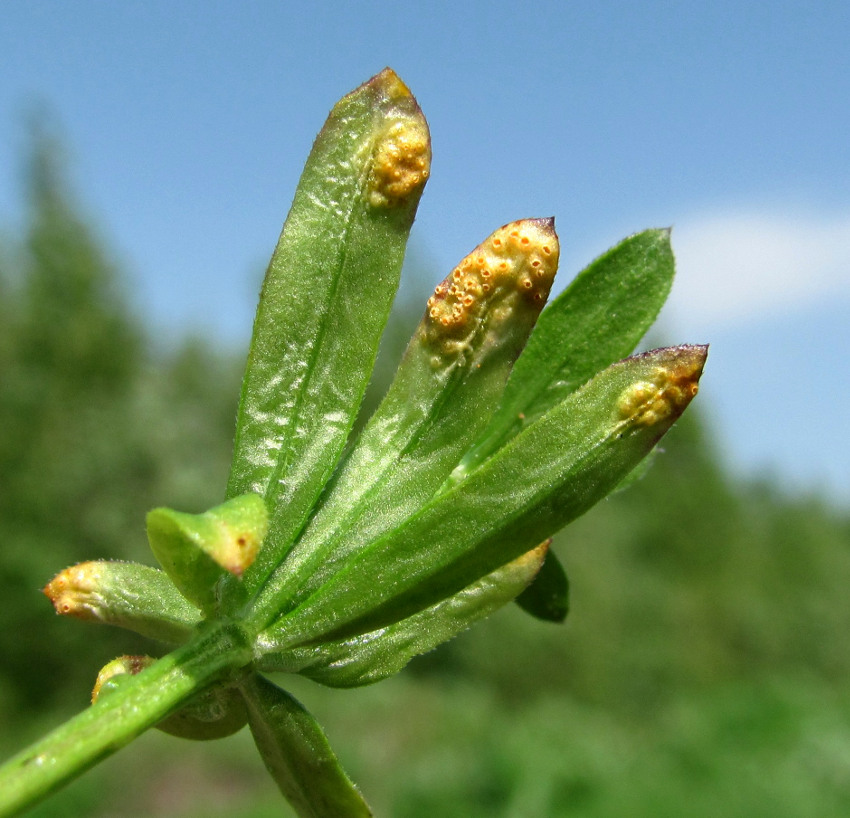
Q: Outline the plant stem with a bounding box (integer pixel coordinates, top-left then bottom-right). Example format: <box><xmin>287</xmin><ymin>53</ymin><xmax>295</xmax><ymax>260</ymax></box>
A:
<box><xmin>0</xmin><ymin>621</ymin><xmax>252</xmax><ymax>817</ymax></box>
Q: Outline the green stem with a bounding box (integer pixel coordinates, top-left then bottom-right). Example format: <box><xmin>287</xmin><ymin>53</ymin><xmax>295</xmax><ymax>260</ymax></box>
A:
<box><xmin>0</xmin><ymin>622</ymin><xmax>253</xmax><ymax>817</ymax></box>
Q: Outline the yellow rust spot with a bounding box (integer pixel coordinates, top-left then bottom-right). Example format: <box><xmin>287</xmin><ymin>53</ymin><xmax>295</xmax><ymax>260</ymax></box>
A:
<box><xmin>617</xmin><ymin>366</ymin><xmax>701</xmax><ymax>428</ymax></box>
<box><xmin>424</xmin><ymin>218</ymin><xmax>559</xmax><ymax>342</ymax></box>
<box><xmin>92</xmin><ymin>655</ymin><xmax>155</xmax><ymax>703</ymax></box>
<box><xmin>368</xmin><ymin>118</ymin><xmax>431</xmax><ymax>208</ymax></box>
<box><xmin>213</xmin><ymin>522</ymin><xmax>262</xmax><ymax>577</ymax></box>
<box><xmin>510</xmin><ymin>540</ymin><xmax>551</xmax><ymax>573</ymax></box>
<box><xmin>43</xmin><ymin>561</ymin><xmax>104</xmax><ymax>620</ymax></box>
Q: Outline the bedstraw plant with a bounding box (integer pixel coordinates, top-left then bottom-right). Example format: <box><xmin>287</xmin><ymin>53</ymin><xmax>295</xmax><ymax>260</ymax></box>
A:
<box><xmin>0</xmin><ymin>68</ymin><xmax>706</xmax><ymax>817</ymax></box>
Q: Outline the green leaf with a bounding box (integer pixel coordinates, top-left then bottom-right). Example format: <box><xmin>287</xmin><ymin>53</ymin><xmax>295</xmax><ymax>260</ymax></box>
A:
<box><xmin>226</xmin><ymin>68</ymin><xmax>430</xmax><ymax>594</ymax></box>
<box><xmin>448</xmin><ymin>228</ymin><xmax>675</xmax><ymax>483</ymax></box>
<box><xmin>256</xmin><ymin>543</ymin><xmax>548</xmax><ymax>687</ymax></box>
<box><xmin>514</xmin><ymin>545</ymin><xmax>569</xmax><ymax>623</ymax></box>
<box><xmin>260</xmin><ymin>344</ymin><xmax>707</xmax><ymax>648</ymax></box>
<box><xmin>146</xmin><ymin>493</ymin><xmax>268</xmax><ymax>614</ymax></box>
<box><xmin>248</xmin><ymin>219</ymin><xmax>560</xmax><ymax>625</ymax></box>
<box><xmin>43</xmin><ymin>560</ymin><xmax>201</xmax><ymax>644</ymax></box>
<box><xmin>242</xmin><ymin>674</ymin><xmax>372</xmax><ymax>818</ymax></box>
<box><xmin>611</xmin><ymin>446</ymin><xmax>659</xmax><ymax>494</ymax></box>
<box><xmin>155</xmin><ymin>683</ymin><xmax>249</xmax><ymax>741</ymax></box>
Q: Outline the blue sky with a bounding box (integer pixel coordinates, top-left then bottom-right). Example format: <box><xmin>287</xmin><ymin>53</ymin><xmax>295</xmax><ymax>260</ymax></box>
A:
<box><xmin>2</xmin><ymin>1</ymin><xmax>848</xmax><ymax>503</ymax></box>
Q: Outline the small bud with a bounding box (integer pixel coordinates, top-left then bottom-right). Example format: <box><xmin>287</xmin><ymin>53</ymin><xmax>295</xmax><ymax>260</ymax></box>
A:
<box><xmin>155</xmin><ymin>683</ymin><xmax>249</xmax><ymax>741</ymax></box>
<box><xmin>92</xmin><ymin>655</ymin><xmax>155</xmax><ymax>703</ymax></box>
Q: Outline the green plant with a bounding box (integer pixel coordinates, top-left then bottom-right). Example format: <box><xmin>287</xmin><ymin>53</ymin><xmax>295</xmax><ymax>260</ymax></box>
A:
<box><xmin>0</xmin><ymin>68</ymin><xmax>706</xmax><ymax>817</ymax></box>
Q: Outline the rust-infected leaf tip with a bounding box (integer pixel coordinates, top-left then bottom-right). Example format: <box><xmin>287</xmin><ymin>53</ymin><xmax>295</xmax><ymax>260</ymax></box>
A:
<box><xmin>366</xmin><ymin>73</ymin><xmax>430</xmax><ymax>208</ymax></box>
<box><xmin>212</xmin><ymin>520</ymin><xmax>264</xmax><ymax>577</ymax></box>
<box><xmin>515</xmin><ymin>539</ymin><xmax>552</xmax><ymax>572</ymax></box>
<box><xmin>345</xmin><ymin>68</ymin><xmax>414</xmax><ymax>107</ymax></box>
<box><xmin>617</xmin><ymin>345</ymin><xmax>707</xmax><ymax>428</ymax></box>
<box><xmin>425</xmin><ymin>218</ymin><xmax>560</xmax><ymax>341</ymax></box>
<box><xmin>43</xmin><ymin>561</ymin><xmax>103</xmax><ymax>620</ymax></box>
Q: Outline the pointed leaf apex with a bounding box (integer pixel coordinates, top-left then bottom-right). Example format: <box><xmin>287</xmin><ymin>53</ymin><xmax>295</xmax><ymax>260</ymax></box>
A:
<box><xmin>515</xmin><ymin>544</ymin><xmax>570</xmax><ymax>623</ymax></box>
<box><xmin>513</xmin><ymin>539</ymin><xmax>551</xmax><ymax>572</ymax></box>
<box><xmin>615</xmin><ymin>344</ymin><xmax>707</xmax><ymax>430</ymax></box>
<box><xmin>368</xmin><ymin>67</ymin><xmax>413</xmax><ymax>101</ymax></box>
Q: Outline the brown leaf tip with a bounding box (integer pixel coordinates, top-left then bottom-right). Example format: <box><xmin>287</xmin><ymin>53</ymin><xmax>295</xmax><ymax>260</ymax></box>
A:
<box><xmin>617</xmin><ymin>345</ymin><xmax>707</xmax><ymax>428</ymax></box>
<box><xmin>513</xmin><ymin>540</ymin><xmax>552</xmax><ymax>574</ymax></box>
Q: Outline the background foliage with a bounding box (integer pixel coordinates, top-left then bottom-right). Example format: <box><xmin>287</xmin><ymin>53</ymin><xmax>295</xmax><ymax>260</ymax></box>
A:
<box><xmin>2</xmin><ymin>134</ymin><xmax>849</xmax><ymax>817</ymax></box>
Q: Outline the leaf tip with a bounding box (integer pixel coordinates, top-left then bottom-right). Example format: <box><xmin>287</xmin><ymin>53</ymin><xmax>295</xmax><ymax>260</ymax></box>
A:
<box><xmin>212</xmin><ymin>493</ymin><xmax>269</xmax><ymax>577</ymax></box>
<box><xmin>43</xmin><ymin>561</ymin><xmax>103</xmax><ymax>620</ymax></box>
<box><xmin>424</xmin><ymin>218</ymin><xmax>560</xmax><ymax>349</ymax></box>
<box><xmin>617</xmin><ymin>344</ymin><xmax>707</xmax><ymax>429</ymax></box>
<box><xmin>368</xmin><ymin>67</ymin><xmax>413</xmax><ymax>102</ymax></box>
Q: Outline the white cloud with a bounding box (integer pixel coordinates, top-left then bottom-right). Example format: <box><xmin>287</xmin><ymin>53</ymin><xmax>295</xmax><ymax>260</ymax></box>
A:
<box><xmin>661</xmin><ymin>208</ymin><xmax>850</xmax><ymax>334</ymax></box>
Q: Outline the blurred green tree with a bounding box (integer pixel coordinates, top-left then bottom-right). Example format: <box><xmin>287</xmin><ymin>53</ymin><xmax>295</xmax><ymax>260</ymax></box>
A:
<box><xmin>0</xmin><ymin>126</ymin><xmax>239</xmax><ymax>724</ymax></box>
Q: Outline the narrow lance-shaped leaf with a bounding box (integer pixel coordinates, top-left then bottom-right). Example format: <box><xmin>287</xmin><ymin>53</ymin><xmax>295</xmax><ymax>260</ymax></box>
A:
<box><xmin>447</xmin><ymin>228</ymin><xmax>675</xmax><ymax>484</ymax></box>
<box><xmin>248</xmin><ymin>219</ymin><xmax>559</xmax><ymax>626</ymax></box>
<box><xmin>241</xmin><ymin>675</ymin><xmax>373</xmax><ymax>818</ymax></box>
<box><xmin>146</xmin><ymin>493</ymin><xmax>267</xmax><ymax>615</ymax></box>
<box><xmin>43</xmin><ymin>561</ymin><xmax>202</xmax><ymax>644</ymax></box>
<box><xmin>226</xmin><ymin>68</ymin><xmax>430</xmax><ymax>594</ymax></box>
<box><xmin>260</xmin><ymin>345</ymin><xmax>707</xmax><ymax>649</ymax></box>
<box><xmin>256</xmin><ymin>543</ymin><xmax>549</xmax><ymax>687</ymax></box>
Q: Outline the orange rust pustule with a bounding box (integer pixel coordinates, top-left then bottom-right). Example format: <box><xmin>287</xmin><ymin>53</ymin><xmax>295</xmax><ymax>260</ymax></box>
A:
<box><xmin>425</xmin><ymin>218</ymin><xmax>559</xmax><ymax>339</ymax></box>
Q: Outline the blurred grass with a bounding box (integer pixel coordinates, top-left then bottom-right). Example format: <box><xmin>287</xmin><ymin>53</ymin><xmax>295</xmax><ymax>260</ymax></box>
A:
<box><xmin>2</xmin><ymin>130</ymin><xmax>849</xmax><ymax>816</ymax></box>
